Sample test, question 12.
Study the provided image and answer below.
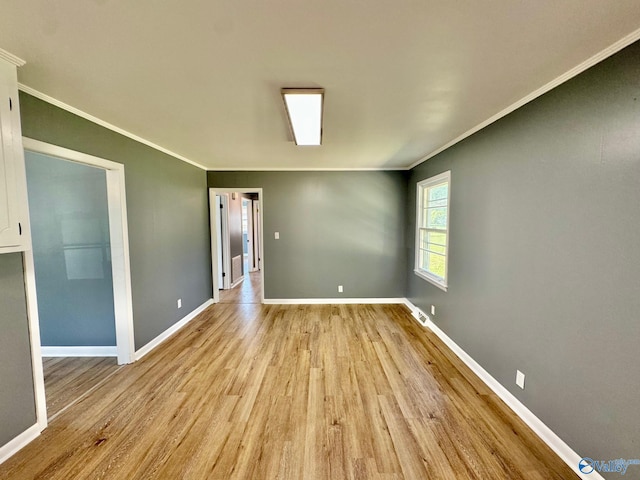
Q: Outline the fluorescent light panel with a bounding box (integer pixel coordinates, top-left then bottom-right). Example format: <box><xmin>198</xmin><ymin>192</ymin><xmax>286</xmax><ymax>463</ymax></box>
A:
<box><xmin>282</xmin><ymin>88</ymin><xmax>324</xmax><ymax>146</ymax></box>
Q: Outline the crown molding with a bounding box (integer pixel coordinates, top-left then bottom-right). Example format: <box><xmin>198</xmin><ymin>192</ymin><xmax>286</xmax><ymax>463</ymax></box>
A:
<box><xmin>17</xmin><ymin>84</ymin><xmax>208</xmax><ymax>171</ymax></box>
<box><xmin>407</xmin><ymin>26</ymin><xmax>640</xmax><ymax>170</ymax></box>
<box><xmin>209</xmin><ymin>166</ymin><xmax>408</xmax><ymax>172</ymax></box>
<box><xmin>0</xmin><ymin>48</ymin><xmax>26</xmax><ymax>67</ymax></box>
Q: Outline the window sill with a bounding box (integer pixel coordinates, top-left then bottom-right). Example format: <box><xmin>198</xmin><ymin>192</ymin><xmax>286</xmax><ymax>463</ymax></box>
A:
<box><xmin>414</xmin><ymin>269</ymin><xmax>448</xmax><ymax>292</ymax></box>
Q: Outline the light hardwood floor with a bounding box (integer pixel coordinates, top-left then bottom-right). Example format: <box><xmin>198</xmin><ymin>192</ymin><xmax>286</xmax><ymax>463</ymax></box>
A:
<box><xmin>43</xmin><ymin>357</ymin><xmax>121</xmax><ymax>419</ymax></box>
<box><xmin>1</xmin><ymin>302</ymin><xmax>577</xmax><ymax>479</ymax></box>
<box><xmin>220</xmin><ymin>270</ymin><xmax>262</xmax><ymax>304</ymax></box>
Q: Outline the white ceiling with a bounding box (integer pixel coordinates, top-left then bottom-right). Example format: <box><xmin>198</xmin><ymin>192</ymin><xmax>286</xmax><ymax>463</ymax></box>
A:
<box><xmin>1</xmin><ymin>1</ymin><xmax>639</xmax><ymax>170</ymax></box>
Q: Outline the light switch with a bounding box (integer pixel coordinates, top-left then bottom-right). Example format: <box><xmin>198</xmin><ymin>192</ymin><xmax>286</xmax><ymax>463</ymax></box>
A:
<box><xmin>274</xmin><ymin>232</ymin><xmax>280</xmax><ymax>240</ymax></box>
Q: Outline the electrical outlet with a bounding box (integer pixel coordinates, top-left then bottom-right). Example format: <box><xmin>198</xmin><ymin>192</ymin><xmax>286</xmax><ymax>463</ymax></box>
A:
<box><xmin>431</xmin><ymin>305</ymin><xmax>436</xmax><ymax>316</ymax></box>
<box><xmin>338</xmin><ymin>285</ymin><xmax>343</xmax><ymax>293</ymax></box>
<box><xmin>274</xmin><ymin>232</ymin><xmax>280</xmax><ymax>239</ymax></box>
<box><xmin>177</xmin><ymin>298</ymin><xmax>182</xmax><ymax>309</ymax></box>
<box><xmin>516</xmin><ymin>370</ymin><xmax>525</xmax><ymax>389</ymax></box>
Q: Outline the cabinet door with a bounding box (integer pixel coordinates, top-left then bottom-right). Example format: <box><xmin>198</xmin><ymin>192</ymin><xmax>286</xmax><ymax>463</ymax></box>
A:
<box><xmin>0</xmin><ymin>61</ymin><xmax>23</xmax><ymax>249</ymax></box>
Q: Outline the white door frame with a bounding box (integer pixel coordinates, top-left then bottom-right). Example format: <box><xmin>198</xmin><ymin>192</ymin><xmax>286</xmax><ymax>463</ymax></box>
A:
<box><xmin>22</xmin><ymin>138</ymin><xmax>136</xmax><ymax>428</ymax></box>
<box><xmin>209</xmin><ymin>188</ymin><xmax>264</xmax><ymax>304</ymax></box>
<box><xmin>242</xmin><ymin>197</ymin><xmax>254</xmax><ymax>272</ymax></box>
<box><xmin>252</xmin><ymin>200</ymin><xmax>261</xmax><ymax>271</ymax></box>
<box><xmin>215</xmin><ymin>195</ymin><xmax>224</xmax><ymax>289</ymax></box>
<box><xmin>221</xmin><ymin>193</ymin><xmax>231</xmax><ymax>289</ymax></box>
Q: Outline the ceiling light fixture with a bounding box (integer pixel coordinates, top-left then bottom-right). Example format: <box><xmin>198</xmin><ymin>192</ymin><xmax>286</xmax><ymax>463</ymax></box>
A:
<box><xmin>281</xmin><ymin>88</ymin><xmax>324</xmax><ymax>146</ymax></box>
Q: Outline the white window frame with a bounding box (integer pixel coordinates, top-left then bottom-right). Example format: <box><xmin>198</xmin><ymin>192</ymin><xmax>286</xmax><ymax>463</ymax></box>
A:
<box><xmin>414</xmin><ymin>171</ymin><xmax>451</xmax><ymax>291</ymax></box>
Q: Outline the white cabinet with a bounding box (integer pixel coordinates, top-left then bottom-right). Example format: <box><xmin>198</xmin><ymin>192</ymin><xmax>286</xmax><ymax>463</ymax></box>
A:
<box><xmin>0</xmin><ymin>53</ymin><xmax>29</xmax><ymax>254</ymax></box>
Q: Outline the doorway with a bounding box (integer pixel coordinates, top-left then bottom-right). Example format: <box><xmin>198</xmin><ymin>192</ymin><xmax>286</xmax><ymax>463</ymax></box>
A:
<box><xmin>209</xmin><ymin>188</ymin><xmax>264</xmax><ymax>304</ymax></box>
<box><xmin>242</xmin><ymin>198</ymin><xmax>252</xmax><ymax>274</ymax></box>
<box><xmin>242</xmin><ymin>196</ymin><xmax>261</xmax><ymax>273</ymax></box>
<box><xmin>22</xmin><ymin>138</ymin><xmax>134</xmax><ymax>428</ymax></box>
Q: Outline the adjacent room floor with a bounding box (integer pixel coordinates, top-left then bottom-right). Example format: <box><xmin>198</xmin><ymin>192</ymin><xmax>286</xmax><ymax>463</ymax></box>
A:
<box><xmin>0</xmin><ymin>300</ymin><xmax>576</xmax><ymax>479</ymax></box>
<box><xmin>220</xmin><ymin>270</ymin><xmax>262</xmax><ymax>304</ymax></box>
<box><xmin>42</xmin><ymin>357</ymin><xmax>120</xmax><ymax>419</ymax></box>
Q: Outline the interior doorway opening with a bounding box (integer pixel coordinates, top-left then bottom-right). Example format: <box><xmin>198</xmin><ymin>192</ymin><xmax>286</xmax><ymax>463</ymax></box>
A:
<box><xmin>209</xmin><ymin>188</ymin><xmax>264</xmax><ymax>304</ymax></box>
<box><xmin>22</xmin><ymin>138</ymin><xmax>135</xmax><ymax>429</ymax></box>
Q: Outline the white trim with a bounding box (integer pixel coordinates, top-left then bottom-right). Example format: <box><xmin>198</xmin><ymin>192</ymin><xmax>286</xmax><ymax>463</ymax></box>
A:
<box><xmin>22</xmin><ymin>138</ymin><xmax>136</xmax><ymax>365</ymax></box>
<box><xmin>244</xmin><ymin>197</ymin><xmax>255</xmax><ymax>272</ymax></box>
<box><xmin>401</xmin><ymin>298</ymin><xmax>430</xmax><ymax>326</ymax></box>
<box><xmin>407</xmin><ymin>27</ymin><xmax>640</xmax><ymax>170</ymax></box>
<box><xmin>229</xmin><ymin>276</ymin><xmax>244</xmax><ymax>289</ymax></box>
<box><xmin>40</xmin><ymin>346</ymin><xmax>118</xmax><ymax>357</ymax></box>
<box><xmin>22</xmin><ymin>252</ymin><xmax>47</xmax><ymax>430</ymax></box>
<box><xmin>402</xmin><ymin>298</ymin><xmax>603</xmax><ymax>480</ymax></box>
<box><xmin>105</xmin><ymin>166</ymin><xmax>136</xmax><ymax>365</ymax></box>
<box><xmin>17</xmin><ymin>84</ymin><xmax>207</xmax><ymax>171</ymax></box>
<box><xmin>211</xmin><ymin>192</ymin><xmax>222</xmax><ymax>301</ymax></box>
<box><xmin>21</xmin><ymin>139</ymin><xmax>136</xmax><ymax>444</ymax></box>
<box><xmin>24</xmin><ymin>138</ymin><xmax>124</xmax><ymax>170</ymax></box>
<box><xmin>0</xmin><ymin>48</ymin><xmax>26</xmax><ymax>67</ymax></box>
<box><xmin>209</xmin><ymin>188</ymin><xmax>265</xmax><ymax>304</ymax></box>
<box><xmin>251</xmin><ymin>200</ymin><xmax>260</xmax><ymax>271</ymax></box>
<box><xmin>217</xmin><ymin>193</ymin><xmax>231</xmax><ymax>291</ymax></box>
<box><xmin>0</xmin><ymin>424</ymin><xmax>40</xmax><ymax>465</ymax></box>
<box><xmin>263</xmin><ymin>298</ymin><xmax>407</xmax><ymax>305</ymax></box>
<box><xmin>221</xmin><ymin>195</ymin><xmax>231</xmax><ymax>290</ymax></box>
<box><xmin>413</xmin><ymin>269</ymin><xmax>447</xmax><ymax>292</ymax></box>
<box><xmin>134</xmin><ymin>299</ymin><xmax>213</xmax><ymax>361</ymax></box>
<box><xmin>414</xmin><ymin>171</ymin><xmax>450</xmax><ymax>291</ymax></box>
<box><xmin>210</xmin><ymin>167</ymin><xmax>407</xmax><ymax>171</ymax></box>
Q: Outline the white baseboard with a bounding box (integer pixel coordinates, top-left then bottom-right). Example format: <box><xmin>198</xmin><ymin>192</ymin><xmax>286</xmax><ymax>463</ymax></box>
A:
<box><xmin>41</xmin><ymin>346</ymin><xmax>117</xmax><ymax>357</ymax></box>
<box><xmin>230</xmin><ymin>277</ymin><xmax>244</xmax><ymax>289</ymax></box>
<box><xmin>0</xmin><ymin>423</ymin><xmax>41</xmax><ymax>465</ymax></box>
<box><xmin>402</xmin><ymin>299</ymin><xmax>601</xmax><ymax>480</ymax></box>
<box><xmin>263</xmin><ymin>297</ymin><xmax>407</xmax><ymax>305</ymax></box>
<box><xmin>134</xmin><ymin>299</ymin><xmax>213</xmax><ymax>361</ymax></box>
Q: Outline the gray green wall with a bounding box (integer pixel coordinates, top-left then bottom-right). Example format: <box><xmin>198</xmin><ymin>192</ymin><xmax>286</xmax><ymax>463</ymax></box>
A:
<box><xmin>208</xmin><ymin>171</ymin><xmax>407</xmax><ymax>299</ymax></box>
<box><xmin>0</xmin><ymin>253</ymin><xmax>36</xmax><ymax>446</ymax></box>
<box><xmin>0</xmin><ymin>93</ymin><xmax>212</xmax><ymax>452</ymax></box>
<box><xmin>2</xmin><ymin>38</ymin><xmax>637</xmax><ymax>473</ymax></box>
<box><xmin>407</xmin><ymin>41</ymin><xmax>640</xmax><ymax>467</ymax></box>
<box><xmin>25</xmin><ymin>152</ymin><xmax>116</xmax><ymax>347</ymax></box>
<box><xmin>19</xmin><ymin>92</ymin><xmax>213</xmax><ymax>350</ymax></box>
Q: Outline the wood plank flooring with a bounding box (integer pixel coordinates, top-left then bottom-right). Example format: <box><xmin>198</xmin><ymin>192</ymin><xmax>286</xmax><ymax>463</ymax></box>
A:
<box><xmin>0</xmin><ymin>302</ymin><xmax>577</xmax><ymax>479</ymax></box>
<box><xmin>43</xmin><ymin>357</ymin><xmax>120</xmax><ymax>419</ymax></box>
<box><xmin>220</xmin><ymin>271</ymin><xmax>262</xmax><ymax>304</ymax></box>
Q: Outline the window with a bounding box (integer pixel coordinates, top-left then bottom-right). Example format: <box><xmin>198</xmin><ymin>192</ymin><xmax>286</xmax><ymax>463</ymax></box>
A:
<box><xmin>415</xmin><ymin>171</ymin><xmax>450</xmax><ymax>291</ymax></box>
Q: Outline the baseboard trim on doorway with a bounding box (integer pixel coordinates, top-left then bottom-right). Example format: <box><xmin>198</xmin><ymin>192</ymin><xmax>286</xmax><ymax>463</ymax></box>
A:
<box><xmin>40</xmin><ymin>346</ymin><xmax>118</xmax><ymax>357</ymax></box>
